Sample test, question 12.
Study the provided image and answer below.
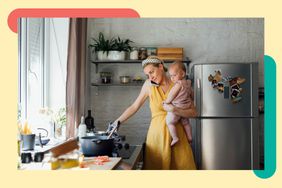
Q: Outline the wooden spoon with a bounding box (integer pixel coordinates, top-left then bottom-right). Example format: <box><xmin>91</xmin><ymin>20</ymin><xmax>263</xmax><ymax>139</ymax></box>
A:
<box><xmin>107</xmin><ymin>121</ymin><xmax>120</xmax><ymax>139</ymax></box>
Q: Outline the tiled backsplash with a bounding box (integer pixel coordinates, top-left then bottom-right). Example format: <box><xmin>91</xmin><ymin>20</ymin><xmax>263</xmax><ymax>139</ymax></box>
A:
<box><xmin>90</xmin><ymin>86</ymin><xmax>151</xmax><ymax>143</ymax></box>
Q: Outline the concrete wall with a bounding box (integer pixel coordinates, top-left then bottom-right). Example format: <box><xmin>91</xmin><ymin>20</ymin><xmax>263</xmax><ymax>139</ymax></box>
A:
<box><xmin>91</xmin><ymin>86</ymin><xmax>150</xmax><ymax>143</ymax></box>
<box><xmin>87</xmin><ymin>18</ymin><xmax>264</xmax><ymax>143</ymax></box>
<box><xmin>88</xmin><ymin>18</ymin><xmax>264</xmax><ymax>85</ymax></box>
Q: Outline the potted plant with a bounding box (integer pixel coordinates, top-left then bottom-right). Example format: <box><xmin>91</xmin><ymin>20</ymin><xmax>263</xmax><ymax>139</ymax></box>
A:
<box><xmin>108</xmin><ymin>37</ymin><xmax>133</xmax><ymax>60</ymax></box>
<box><xmin>38</xmin><ymin>107</ymin><xmax>66</xmax><ymax>139</ymax></box>
<box><xmin>54</xmin><ymin>107</ymin><xmax>66</xmax><ymax>139</ymax></box>
<box><xmin>89</xmin><ymin>32</ymin><xmax>114</xmax><ymax>61</ymax></box>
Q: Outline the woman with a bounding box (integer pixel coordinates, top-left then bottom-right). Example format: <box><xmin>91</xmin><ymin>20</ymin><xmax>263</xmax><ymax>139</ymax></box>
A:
<box><xmin>111</xmin><ymin>56</ymin><xmax>197</xmax><ymax>169</ymax></box>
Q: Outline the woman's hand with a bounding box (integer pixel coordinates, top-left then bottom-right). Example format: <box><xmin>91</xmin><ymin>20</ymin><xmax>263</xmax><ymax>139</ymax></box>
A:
<box><xmin>163</xmin><ymin>103</ymin><xmax>175</xmax><ymax>112</ymax></box>
<box><xmin>106</xmin><ymin>121</ymin><xmax>120</xmax><ymax>133</ymax></box>
<box><xmin>163</xmin><ymin>103</ymin><xmax>198</xmax><ymax>118</ymax></box>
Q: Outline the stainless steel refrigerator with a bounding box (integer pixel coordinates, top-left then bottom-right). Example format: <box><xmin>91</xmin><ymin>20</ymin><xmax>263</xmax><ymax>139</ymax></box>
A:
<box><xmin>190</xmin><ymin>62</ymin><xmax>259</xmax><ymax>170</ymax></box>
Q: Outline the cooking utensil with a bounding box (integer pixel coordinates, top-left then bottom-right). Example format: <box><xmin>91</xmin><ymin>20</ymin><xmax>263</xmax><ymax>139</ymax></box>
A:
<box><xmin>107</xmin><ymin>121</ymin><xmax>120</xmax><ymax>139</ymax></box>
<box><xmin>38</xmin><ymin>136</ymin><xmax>50</xmax><ymax>146</ymax></box>
<box><xmin>35</xmin><ymin>128</ymin><xmax>50</xmax><ymax>146</ymax></box>
<box><xmin>50</xmin><ymin>138</ymin><xmax>79</xmax><ymax>158</ymax></box>
<box><xmin>80</xmin><ymin>135</ymin><xmax>114</xmax><ymax>157</ymax></box>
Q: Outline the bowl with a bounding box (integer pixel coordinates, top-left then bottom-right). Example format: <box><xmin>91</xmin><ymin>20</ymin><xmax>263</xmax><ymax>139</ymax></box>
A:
<box><xmin>120</xmin><ymin>76</ymin><xmax>131</xmax><ymax>84</ymax></box>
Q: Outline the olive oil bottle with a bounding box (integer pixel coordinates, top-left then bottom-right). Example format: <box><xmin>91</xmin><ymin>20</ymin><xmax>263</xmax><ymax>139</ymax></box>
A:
<box><xmin>85</xmin><ymin>110</ymin><xmax>95</xmax><ymax>132</ymax></box>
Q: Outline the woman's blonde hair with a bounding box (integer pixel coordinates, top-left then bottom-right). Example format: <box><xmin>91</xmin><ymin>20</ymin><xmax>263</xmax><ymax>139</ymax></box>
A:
<box><xmin>142</xmin><ymin>56</ymin><xmax>168</xmax><ymax>72</ymax></box>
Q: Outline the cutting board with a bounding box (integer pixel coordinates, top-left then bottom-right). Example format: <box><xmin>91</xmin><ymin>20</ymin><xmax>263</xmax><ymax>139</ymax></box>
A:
<box><xmin>49</xmin><ymin>138</ymin><xmax>79</xmax><ymax>158</ymax></box>
<box><xmin>81</xmin><ymin>157</ymin><xmax>122</xmax><ymax>170</ymax></box>
<box><xmin>157</xmin><ymin>55</ymin><xmax>183</xmax><ymax>61</ymax></box>
<box><xmin>157</xmin><ymin>48</ymin><xmax>183</xmax><ymax>54</ymax></box>
<box><xmin>157</xmin><ymin>48</ymin><xmax>183</xmax><ymax>61</ymax></box>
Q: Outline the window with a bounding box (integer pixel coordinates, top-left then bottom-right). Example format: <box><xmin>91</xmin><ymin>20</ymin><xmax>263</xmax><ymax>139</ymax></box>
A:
<box><xmin>18</xmin><ymin>18</ymin><xmax>69</xmax><ymax>140</ymax></box>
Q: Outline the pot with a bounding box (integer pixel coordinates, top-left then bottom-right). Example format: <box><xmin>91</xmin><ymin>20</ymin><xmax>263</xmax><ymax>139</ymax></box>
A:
<box><xmin>120</xmin><ymin>76</ymin><xmax>131</xmax><ymax>84</ymax></box>
<box><xmin>94</xmin><ymin>131</ymin><xmax>108</xmax><ymax>136</ymax></box>
<box><xmin>97</xmin><ymin>51</ymin><xmax>108</xmax><ymax>61</ymax></box>
<box><xmin>108</xmin><ymin>51</ymin><xmax>126</xmax><ymax>61</ymax></box>
<box><xmin>80</xmin><ymin>136</ymin><xmax>114</xmax><ymax>157</ymax></box>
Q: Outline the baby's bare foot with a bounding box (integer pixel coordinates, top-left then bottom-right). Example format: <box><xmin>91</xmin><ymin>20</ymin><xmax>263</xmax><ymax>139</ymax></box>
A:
<box><xmin>187</xmin><ymin>134</ymin><xmax>192</xmax><ymax>144</ymax></box>
<box><xmin>171</xmin><ymin>138</ymin><xmax>179</xmax><ymax>146</ymax></box>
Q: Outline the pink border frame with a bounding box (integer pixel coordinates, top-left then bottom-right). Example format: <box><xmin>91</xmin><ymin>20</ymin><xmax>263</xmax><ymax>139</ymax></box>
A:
<box><xmin>8</xmin><ymin>8</ymin><xmax>140</xmax><ymax>33</ymax></box>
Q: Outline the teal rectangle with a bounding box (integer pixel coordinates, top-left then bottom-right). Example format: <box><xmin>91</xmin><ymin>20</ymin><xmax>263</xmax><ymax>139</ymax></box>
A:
<box><xmin>254</xmin><ymin>55</ymin><xmax>276</xmax><ymax>179</ymax></box>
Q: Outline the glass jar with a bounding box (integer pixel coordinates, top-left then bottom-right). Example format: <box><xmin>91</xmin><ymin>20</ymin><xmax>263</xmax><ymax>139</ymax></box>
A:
<box><xmin>138</xmin><ymin>47</ymin><xmax>147</xmax><ymax>60</ymax></box>
<box><xmin>130</xmin><ymin>47</ymin><xmax>139</xmax><ymax>60</ymax></box>
<box><xmin>100</xmin><ymin>72</ymin><xmax>112</xmax><ymax>84</ymax></box>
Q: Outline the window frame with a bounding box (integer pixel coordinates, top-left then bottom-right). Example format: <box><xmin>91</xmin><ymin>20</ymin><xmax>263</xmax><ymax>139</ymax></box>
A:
<box><xmin>18</xmin><ymin>18</ymin><xmax>49</xmax><ymax>120</ymax></box>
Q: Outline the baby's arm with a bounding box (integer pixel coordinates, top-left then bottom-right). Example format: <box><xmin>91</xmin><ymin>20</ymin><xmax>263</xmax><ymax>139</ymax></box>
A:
<box><xmin>164</xmin><ymin>82</ymin><xmax>182</xmax><ymax>104</ymax></box>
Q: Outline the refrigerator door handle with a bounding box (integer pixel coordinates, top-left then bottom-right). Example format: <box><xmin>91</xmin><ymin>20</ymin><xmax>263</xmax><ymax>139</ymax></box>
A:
<box><xmin>197</xmin><ymin>78</ymin><xmax>201</xmax><ymax>89</ymax></box>
<box><xmin>195</xmin><ymin>78</ymin><xmax>201</xmax><ymax>117</ymax></box>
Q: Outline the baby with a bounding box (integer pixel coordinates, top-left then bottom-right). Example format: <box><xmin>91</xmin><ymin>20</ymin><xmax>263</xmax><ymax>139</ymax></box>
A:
<box><xmin>164</xmin><ymin>61</ymin><xmax>194</xmax><ymax>146</ymax></box>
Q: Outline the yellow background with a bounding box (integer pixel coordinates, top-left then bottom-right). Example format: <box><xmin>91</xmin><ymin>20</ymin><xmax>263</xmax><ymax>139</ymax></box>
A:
<box><xmin>0</xmin><ymin>0</ymin><xmax>280</xmax><ymax>188</ymax></box>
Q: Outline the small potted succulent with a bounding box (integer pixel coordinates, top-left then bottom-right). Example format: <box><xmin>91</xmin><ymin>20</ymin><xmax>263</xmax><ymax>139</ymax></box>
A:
<box><xmin>89</xmin><ymin>32</ymin><xmax>114</xmax><ymax>61</ymax></box>
<box><xmin>108</xmin><ymin>37</ymin><xmax>133</xmax><ymax>60</ymax></box>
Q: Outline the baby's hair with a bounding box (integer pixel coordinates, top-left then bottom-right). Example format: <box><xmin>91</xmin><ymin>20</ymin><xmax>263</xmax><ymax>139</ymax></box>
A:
<box><xmin>170</xmin><ymin>61</ymin><xmax>186</xmax><ymax>73</ymax></box>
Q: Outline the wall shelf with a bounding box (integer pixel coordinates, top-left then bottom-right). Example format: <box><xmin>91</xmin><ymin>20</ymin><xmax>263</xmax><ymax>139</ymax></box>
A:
<box><xmin>91</xmin><ymin>82</ymin><xmax>144</xmax><ymax>87</ymax></box>
<box><xmin>91</xmin><ymin>58</ymin><xmax>191</xmax><ymax>73</ymax></box>
<box><xmin>91</xmin><ymin>82</ymin><xmax>144</xmax><ymax>95</ymax></box>
<box><xmin>91</xmin><ymin>58</ymin><xmax>192</xmax><ymax>95</ymax></box>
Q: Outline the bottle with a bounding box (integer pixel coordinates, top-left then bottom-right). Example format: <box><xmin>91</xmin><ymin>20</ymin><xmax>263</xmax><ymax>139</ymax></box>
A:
<box><xmin>78</xmin><ymin>116</ymin><xmax>87</xmax><ymax>138</ymax></box>
<box><xmin>17</xmin><ymin>121</ymin><xmax>22</xmax><ymax>156</ymax></box>
<box><xmin>85</xmin><ymin>110</ymin><xmax>95</xmax><ymax>132</ymax></box>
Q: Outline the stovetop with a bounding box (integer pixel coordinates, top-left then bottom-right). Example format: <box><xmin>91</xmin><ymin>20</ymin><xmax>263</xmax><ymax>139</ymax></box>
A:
<box><xmin>112</xmin><ymin>134</ymin><xmax>136</xmax><ymax>159</ymax></box>
<box><xmin>113</xmin><ymin>145</ymin><xmax>136</xmax><ymax>159</ymax></box>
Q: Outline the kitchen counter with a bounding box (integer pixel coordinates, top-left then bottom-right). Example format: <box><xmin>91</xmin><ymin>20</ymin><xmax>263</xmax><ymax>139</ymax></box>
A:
<box><xmin>19</xmin><ymin>141</ymin><xmax>145</xmax><ymax>170</ymax></box>
<box><xmin>115</xmin><ymin>144</ymin><xmax>144</xmax><ymax>170</ymax></box>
